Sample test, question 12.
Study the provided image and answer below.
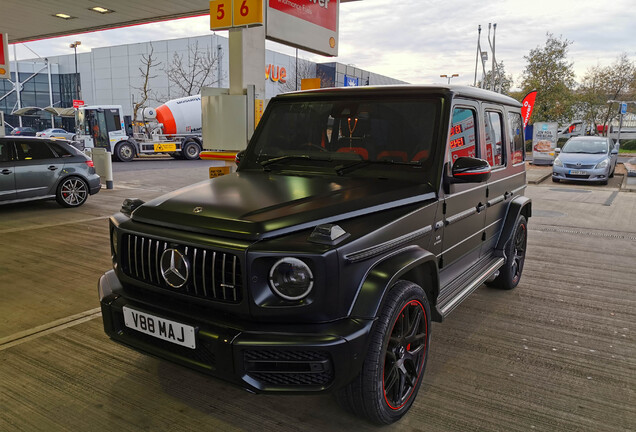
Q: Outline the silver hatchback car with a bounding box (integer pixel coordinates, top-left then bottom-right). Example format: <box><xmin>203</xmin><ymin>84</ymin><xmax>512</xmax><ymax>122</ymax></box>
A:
<box><xmin>552</xmin><ymin>136</ymin><xmax>619</xmax><ymax>185</ymax></box>
<box><xmin>0</xmin><ymin>137</ymin><xmax>101</xmax><ymax>207</ymax></box>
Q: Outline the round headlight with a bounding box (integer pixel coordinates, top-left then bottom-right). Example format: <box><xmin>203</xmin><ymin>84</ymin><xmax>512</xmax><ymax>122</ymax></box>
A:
<box><xmin>269</xmin><ymin>257</ymin><xmax>314</xmax><ymax>301</ymax></box>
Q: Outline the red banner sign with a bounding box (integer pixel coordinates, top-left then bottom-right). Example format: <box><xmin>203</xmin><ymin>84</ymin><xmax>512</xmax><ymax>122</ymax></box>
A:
<box><xmin>73</xmin><ymin>100</ymin><xmax>85</xmax><ymax>108</ymax></box>
<box><xmin>268</xmin><ymin>0</ymin><xmax>337</xmax><ymax>31</ymax></box>
<box><xmin>521</xmin><ymin>90</ymin><xmax>537</xmax><ymax>128</ymax></box>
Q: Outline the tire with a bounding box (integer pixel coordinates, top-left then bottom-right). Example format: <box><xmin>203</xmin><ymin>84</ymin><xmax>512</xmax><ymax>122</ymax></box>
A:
<box><xmin>609</xmin><ymin>167</ymin><xmax>614</xmax><ymax>178</ymax></box>
<box><xmin>551</xmin><ymin>177</ymin><xmax>560</xmax><ymax>183</ymax></box>
<box><xmin>489</xmin><ymin>215</ymin><xmax>527</xmax><ymax>290</ymax></box>
<box><xmin>599</xmin><ymin>179</ymin><xmax>608</xmax><ymax>185</ymax></box>
<box><xmin>114</xmin><ymin>141</ymin><xmax>135</xmax><ymax>162</ymax></box>
<box><xmin>181</xmin><ymin>140</ymin><xmax>201</xmax><ymax>160</ymax></box>
<box><xmin>55</xmin><ymin>176</ymin><xmax>89</xmax><ymax>208</ymax></box>
<box><xmin>336</xmin><ymin>281</ymin><xmax>431</xmax><ymax>424</ymax></box>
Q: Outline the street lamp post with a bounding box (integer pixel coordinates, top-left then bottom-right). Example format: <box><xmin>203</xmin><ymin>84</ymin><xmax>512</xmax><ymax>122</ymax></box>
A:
<box><xmin>69</xmin><ymin>41</ymin><xmax>81</xmax><ymax>100</ymax></box>
<box><xmin>440</xmin><ymin>73</ymin><xmax>459</xmax><ymax>84</ymax></box>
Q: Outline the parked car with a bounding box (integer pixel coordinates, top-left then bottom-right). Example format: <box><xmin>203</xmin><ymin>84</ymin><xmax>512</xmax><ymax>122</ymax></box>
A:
<box><xmin>36</xmin><ymin>128</ymin><xmax>76</xmax><ymax>140</ymax></box>
<box><xmin>99</xmin><ymin>85</ymin><xmax>531</xmax><ymax>424</ymax></box>
<box><xmin>552</xmin><ymin>136</ymin><xmax>618</xmax><ymax>185</ymax></box>
<box><xmin>9</xmin><ymin>126</ymin><xmax>37</xmax><ymax>136</ymax></box>
<box><xmin>0</xmin><ymin>137</ymin><xmax>101</xmax><ymax>207</ymax></box>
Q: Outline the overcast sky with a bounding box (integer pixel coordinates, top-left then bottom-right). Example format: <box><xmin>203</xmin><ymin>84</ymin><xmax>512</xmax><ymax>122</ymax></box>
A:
<box><xmin>13</xmin><ymin>0</ymin><xmax>636</xmax><ymax>90</ymax></box>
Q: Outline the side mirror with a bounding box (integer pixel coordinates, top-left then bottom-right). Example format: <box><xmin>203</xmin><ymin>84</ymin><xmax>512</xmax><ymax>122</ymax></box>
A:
<box><xmin>555</xmin><ymin>147</ymin><xmax>561</xmax><ymax>154</ymax></box>
<box><xmin>235</xmin><ymin>150</ymin><xmax>245</xmax><ymax>166</ymax></box>
<box><xmin>451</xmin><ymin>157</ymin><xmax>491</xmax><ymax>183</ymax></box>
<box><xmin>610</xmin><ymin>148</ymin><xmax>618</xmax><ymax>155</ymax></box>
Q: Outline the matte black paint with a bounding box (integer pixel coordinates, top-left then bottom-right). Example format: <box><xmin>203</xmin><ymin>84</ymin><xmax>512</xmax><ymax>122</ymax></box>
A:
<box><xmin>99</xmin><ymin>85</ymin><xmax>531</xmax><ymax>397</ymax></box>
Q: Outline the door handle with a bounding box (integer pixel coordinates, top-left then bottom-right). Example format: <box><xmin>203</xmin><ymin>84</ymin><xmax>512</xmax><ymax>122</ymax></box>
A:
<box><xmin>1</xmin><ymin>169</ymin><xmax>12</xmax><ymax>175</ymax></box>
<box><xmin>476</xmin><ymin>203</ymin><xmax>486</xmax><ymax>213</ymax></box>
<box><xmin>48</xmin><ymin>165</ymin><xmax>58</xmax><ymax>171</ymax></box>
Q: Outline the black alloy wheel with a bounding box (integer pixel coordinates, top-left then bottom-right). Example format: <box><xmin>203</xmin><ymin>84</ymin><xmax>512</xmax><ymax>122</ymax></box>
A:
<box><xmin>489</xmin><ymin>215</ymin><xmax>527</xmax><ymax>290</ymax></box>
<box><xmin>336</xmin><ymin>281</ymin><xmax>431</xmax><ymax>424</ymax></box>
<box><xmin>383</xmin><ymin>298</ymin><xmax>428</xmax><ymax>410</ymax></box>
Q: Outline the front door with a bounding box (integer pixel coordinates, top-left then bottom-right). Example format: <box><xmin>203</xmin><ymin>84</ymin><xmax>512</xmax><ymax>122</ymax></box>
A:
<box><xmin>13</xmin><ymin>141</ymin><xmax>63</xmax><ymax>199</ymax></box>
<box><xmin>440</xmin><ymin>101</ymin><xmax>488</xmax><ymax>283</ymax></box>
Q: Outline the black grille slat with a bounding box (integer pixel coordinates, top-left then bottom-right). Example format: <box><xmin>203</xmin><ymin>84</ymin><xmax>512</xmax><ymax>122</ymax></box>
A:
<box><xmin>121</xmin><ymin>234</ymin><xmax>242</xmax><ymax>304</ymax></box>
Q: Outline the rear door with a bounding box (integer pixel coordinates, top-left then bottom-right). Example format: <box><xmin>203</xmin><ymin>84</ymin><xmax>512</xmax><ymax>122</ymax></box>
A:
<box><xmin>13</xmin><ymin>140</ymin><xmax>64</xmax><ymax>199</ymax></box>
<box><xmin>0</xmin><ymin>139</ymin><xmax>16</xmax><ymax>202</ymax></box>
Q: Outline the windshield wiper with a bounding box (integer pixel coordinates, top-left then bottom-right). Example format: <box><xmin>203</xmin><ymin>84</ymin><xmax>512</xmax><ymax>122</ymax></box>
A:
<box><xmin>335</xmin><ymin>160</ymin><xmax>421</xmax><ymax>176</ymax></box>
<box><xmin>259</xmin><ymin>155</ymin><xmax>312</xmax><ymax>170</ymax></box>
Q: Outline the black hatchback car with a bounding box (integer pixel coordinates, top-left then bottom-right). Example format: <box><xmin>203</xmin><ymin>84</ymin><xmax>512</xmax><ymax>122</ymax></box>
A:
<box><xmin>0</xmin><ymin>137</ymin><xmax>101</xmax><ymax>207</ymax></box>
<box><xmin>100</xmin><ymin>85</ymin><xmax>531</xmax><ymax>424</ymax></box>
<box><xmin>9</xmin><ymin>126</ymin><xmax>38</xmax><ymax>136</ymax></box>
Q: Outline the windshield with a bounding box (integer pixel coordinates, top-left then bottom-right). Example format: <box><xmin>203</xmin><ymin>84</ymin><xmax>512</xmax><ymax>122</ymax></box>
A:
<box><xmin>242</xmin><ymin>96</ymin><xmax>442</xmax><ymax>183</ymax></box>
<box><xmin>562</xmin><ymin>139</ymin><xmax>609</xmax><ymax>154</ymax></box>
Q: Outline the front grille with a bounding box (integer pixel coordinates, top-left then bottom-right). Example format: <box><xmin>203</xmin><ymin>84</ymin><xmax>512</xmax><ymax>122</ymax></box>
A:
<box><xmin>120</xmin><ymin>233</ymin><xmax>243</xmax><ymax>303</ymax></box>
<box><xmin>565</xmin><ymin>174</ymin><xmax>591</xmax><ymax>179</ymax></box>
<box><xmin>244</xmin><ymin>349</ymin><xmax>334</xmax><ymax>387</ymax></box>
<box><xmin>564</xmin><ymin>163</ymin><xmax>595</xmax><ymax>169</ymax></box>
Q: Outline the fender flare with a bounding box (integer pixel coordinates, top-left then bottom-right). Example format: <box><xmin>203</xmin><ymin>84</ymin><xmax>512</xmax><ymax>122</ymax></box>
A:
<box><xmin>348</xmin><ymin>246</ymin><xmax>441</xmax><ymax>321</ymax></box>
<box><xmin>496</xmin><ymin>195</ymin><xmax>532</xmax><ymax>252</ymax></box>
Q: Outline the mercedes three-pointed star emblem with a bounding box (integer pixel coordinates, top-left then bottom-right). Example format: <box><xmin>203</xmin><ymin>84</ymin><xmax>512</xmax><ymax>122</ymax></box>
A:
<box><xmin>160</xmin><ymin>248</ymin><xmax>190</xmax><ymax>288</ymax></box>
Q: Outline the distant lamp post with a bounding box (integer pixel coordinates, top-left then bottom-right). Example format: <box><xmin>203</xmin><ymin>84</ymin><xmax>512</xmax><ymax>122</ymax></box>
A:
<box><xmin>69</xmin><ymin>41</ymin><xmax>81</xmax><ymax>100</ymax></box>
<box><xmin>440</xmin><ymin>73</ymin><xmax>459</xmax><ymax>84</ymax></box>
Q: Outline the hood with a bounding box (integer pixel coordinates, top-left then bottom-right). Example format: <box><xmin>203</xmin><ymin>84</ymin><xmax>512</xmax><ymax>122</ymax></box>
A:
<box><xmin>131</xmin><ymin>171</ymin><xmax>435</xmax><ymax>240</ymax></box>
<box><xmin>558</xmin><ymin>152</ymin><xmax>608</xmax><ymax>165</ymax></box>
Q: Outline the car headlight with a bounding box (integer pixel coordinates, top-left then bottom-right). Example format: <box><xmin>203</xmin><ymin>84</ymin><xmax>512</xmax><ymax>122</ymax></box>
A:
<box><xmin>553</xmin><ymin>158</ymin><xmax>563</xmax><ymax>167</ymax></box>
<box><xmin>595</xmin><ymin>159</ymin><xmax>609</xmax><ymax>169</ymax></box>
<box><xmin>269</xmin><ymin>257</ymin><xmax>314</xmax><ymax>301</ymax></box>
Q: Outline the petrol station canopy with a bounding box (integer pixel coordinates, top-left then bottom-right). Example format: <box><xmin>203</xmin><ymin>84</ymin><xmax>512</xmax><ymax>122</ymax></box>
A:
<box><xmin>0</xmin><ymin>0</ymin><xmax>359</xmax><ymax>44</ymax></box>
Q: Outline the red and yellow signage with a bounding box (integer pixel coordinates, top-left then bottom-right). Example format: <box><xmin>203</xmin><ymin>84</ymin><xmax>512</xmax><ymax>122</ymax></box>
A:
<box><xmin>0</xmin><ymin>33</ymin><xmax>9</xmax><ymax>80</ymax></box>
<box><xmin>265</xmin><ymin>64</ymin><xmax>287</xmax><ymax>83</ymax></box>
<box><xmin>210</xmin><ymin>0</ymin><xmax>263</xmax><ymax>30</ymax></box>
<box><xmin>268</xmin><ymin>0</ymin><xmax>337</xmax><ymax>31</ymax></box>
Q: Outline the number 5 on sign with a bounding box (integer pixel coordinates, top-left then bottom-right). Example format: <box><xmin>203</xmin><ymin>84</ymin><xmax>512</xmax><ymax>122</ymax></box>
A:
<box><xmin>210</xmin><ymin>0</ymin><xmax>232</xmax><ymax>30</ymax></box>
<box><xmin>232</xmin><ymin>0</ymin><xmax>263</xmax><ymax>27</ymax></box>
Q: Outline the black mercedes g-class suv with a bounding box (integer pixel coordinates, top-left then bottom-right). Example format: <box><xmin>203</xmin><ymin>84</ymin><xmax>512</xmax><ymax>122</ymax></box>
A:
<box><xmin>99</xmin><ymin>85</ymin><xmax>531</xmax><ymax>424</ymax></box>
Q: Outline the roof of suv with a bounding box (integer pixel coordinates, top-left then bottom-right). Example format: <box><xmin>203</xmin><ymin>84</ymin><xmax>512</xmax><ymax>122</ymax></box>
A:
<box><xmin>279</xmin><ymin>85</ymin><xmax>522</xmax><ymax>108</ymax></box>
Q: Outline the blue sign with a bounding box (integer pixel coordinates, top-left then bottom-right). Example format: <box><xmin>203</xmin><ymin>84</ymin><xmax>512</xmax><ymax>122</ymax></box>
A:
<box><xmin>620</xmin><ymin>103</ymin><xmax>627</xmax><ymax>115</ymax></box>
<box><xmin>344</xmin><ymin>75</ymin><xmax>359</xmax><ymax>87</ymax></box>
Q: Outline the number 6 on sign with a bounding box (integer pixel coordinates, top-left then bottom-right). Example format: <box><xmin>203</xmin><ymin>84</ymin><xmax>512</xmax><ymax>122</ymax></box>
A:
<box><xmin>232</xmin><ymin>0</ymin><xmax>263</xmax><ymax>27</ymax></box>
<box><xmin>210</xmin><ymin>0</ymin><xmax>232</xmax><ymax>30</ymax></box>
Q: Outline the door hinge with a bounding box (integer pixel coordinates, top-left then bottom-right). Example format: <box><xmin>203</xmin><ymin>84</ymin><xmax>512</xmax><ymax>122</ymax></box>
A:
<box><xmin>442</xmin><ymin>201</ymin><xmax>447</xmax><ymax>214</ymax></box>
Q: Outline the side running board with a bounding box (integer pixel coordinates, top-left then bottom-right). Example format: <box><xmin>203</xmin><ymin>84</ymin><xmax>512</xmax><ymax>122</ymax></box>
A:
<box><xmin>437</xmin><ymin>257</ymin><xmax>504</xmax><ymax>319</ymax></box>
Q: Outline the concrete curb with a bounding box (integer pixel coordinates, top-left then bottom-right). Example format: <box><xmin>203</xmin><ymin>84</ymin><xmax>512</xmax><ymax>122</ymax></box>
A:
<box><xmin>527</xmin><ymin>172</ymin><xmax>552</xmax><ymax>184</ymax></box>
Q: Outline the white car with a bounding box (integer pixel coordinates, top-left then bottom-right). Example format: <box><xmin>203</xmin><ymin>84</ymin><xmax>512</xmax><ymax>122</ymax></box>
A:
<box><xmin>36</xmin><ymin>128</ymin><xmax>76</xmax><ymax>140</ymax></box>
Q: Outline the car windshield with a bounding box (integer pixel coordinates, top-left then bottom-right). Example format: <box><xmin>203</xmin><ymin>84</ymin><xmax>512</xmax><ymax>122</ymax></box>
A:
<box><xmin>242</xmin><ymin>96</ymin><xmax>442</xmax><ymax>183</ymax></box>
<box><xmin>562</xmin><ymin>139</ymin><xmax>608</xmax><ymax>154</ymax></box>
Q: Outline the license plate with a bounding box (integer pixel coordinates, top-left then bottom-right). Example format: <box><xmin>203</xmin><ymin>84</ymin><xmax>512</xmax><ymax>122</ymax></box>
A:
<box><xmin>122</xmin><ymin>306</ymin><xmax>196</xmax><ymax>349</ymax></box>
<box><xmin>569</xmin><ymin>170</ymin><xmax>587</xmax><ymax>175</ymax></box>
<box><xmin>154</xmin><ymin>143</ymin><xmax>177</xmax><ymax>152</ymax></box>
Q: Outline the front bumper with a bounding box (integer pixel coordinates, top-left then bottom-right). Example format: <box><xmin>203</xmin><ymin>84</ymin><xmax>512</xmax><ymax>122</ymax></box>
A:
<box><xmin>552</xmin><ymin>165</ymin><xmax>609</xmax><ymax>182</ymax></box>
<box><xmin>98</xmin><ymin>270</ymin><xmax>373</xmax><ymax>394</ymax></box>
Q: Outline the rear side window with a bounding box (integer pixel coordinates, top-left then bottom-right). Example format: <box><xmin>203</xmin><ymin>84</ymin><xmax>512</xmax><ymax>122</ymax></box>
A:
<box><xmin>449</xmin><ymin>107</ymin><xmax>478</xmax><ymax>163</ymax></box>
<box><xmin>15</xmin><ymin>141</ymin><xmax>56</xmax><ymax>160</ymax></box>
<box><xmin>0</xmin><ymin>141</ymin><xmax>12</xmax><ymax>162</ymax></box>
<box><xmin>508</xmin><ymin>112</ymin><xmax>525</xmax><ymax>164</ymax></box>
<box><xmin>47</xmin><ymin>141</ymin><xmax>74</xmax><ymax>157</ymax></box>
<box><xmin>485</xmin><ymin>111</ymin><xmax>505</xmax><ymax>168</ymax></box>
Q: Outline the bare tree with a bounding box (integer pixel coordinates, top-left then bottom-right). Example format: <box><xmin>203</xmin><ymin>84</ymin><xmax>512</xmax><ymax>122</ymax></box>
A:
<box><xmin>278</xmin><ymin>58</ymin><xmax>317</xmax><ymax>93</ymax></box>
<box><xmin>166</xmin><ymin>41</ymin><xmax>222</xmax><ymax>97</ymax></box>
<box><xmin>132</xmin><ymin>43</ymin><xmax>161</xmax><ymax>123</ymax></box>
<box><xmin>575</xmin><ymin>54</ymin><xmax>635</xmax><ymax>134</ymax></box>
